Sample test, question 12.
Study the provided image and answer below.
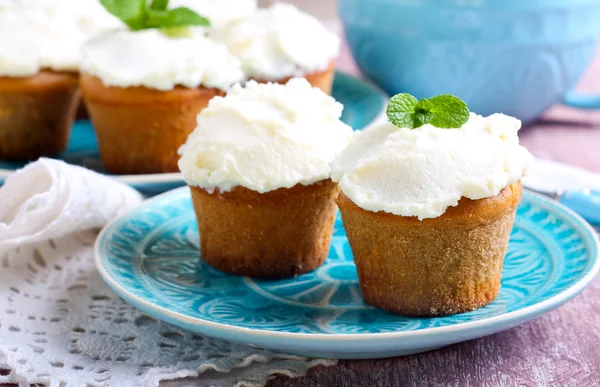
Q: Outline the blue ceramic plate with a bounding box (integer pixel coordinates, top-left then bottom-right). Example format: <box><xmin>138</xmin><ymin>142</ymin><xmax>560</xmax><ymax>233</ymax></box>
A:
<box><xmin>0</xmin><ymin>72</ymin><xmax>387</xmax><ymax>193</ymax></box>
<box><xmin>95</xmin><ymin>188</ymin><xmax>600</xmax><ymax>359</ymax></box>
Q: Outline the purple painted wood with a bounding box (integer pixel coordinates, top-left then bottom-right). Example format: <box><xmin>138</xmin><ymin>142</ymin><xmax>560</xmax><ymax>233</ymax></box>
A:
<box><xmin>265</xmin><ymin>275</ymin><xmax>600</xmax><ymax>386</ymax></box>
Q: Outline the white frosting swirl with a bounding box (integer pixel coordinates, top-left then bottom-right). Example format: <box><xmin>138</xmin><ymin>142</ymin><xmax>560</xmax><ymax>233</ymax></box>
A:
<box><xmin>0</xmin><ymin>0</ymin><xmax>121</xmax><ymax>76</ymax></box>
<box><xmin>81</xmin><ymin>29</ymin><xmax>244</xmax><ymax>91</ymax></box>
<box><xmin>0</xmin><ymin>0</ymin><xmax>120</xmax><ymax>34</ymax></box>
<box><xmin>212</xmin><ymin>3</ymin><xmax>339</xmax><ymax>80</ymax></box>
<box><xmin>169</xmin><ymin>0</ymin><xmax>257</xmax><ymax>30</ymax></box>
<box><xmin>178</xmin><ymin>78</ymin><xmax>354</xmax><ymax>193</ymax></box>
<box><xmin>331</xmin><ymin>113</ymin><xmax>534</xmax><ymax>220</ymax></box>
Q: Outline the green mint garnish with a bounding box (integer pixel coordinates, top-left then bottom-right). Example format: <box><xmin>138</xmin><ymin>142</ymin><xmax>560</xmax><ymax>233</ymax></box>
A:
<box><xmin>100</xmin><ymin>0</ymin><xmax>210</xmax><ymax>32</ymax></box>
<box><xmin>161</xmin><ymin>7</ymin><xmax>210</xmax><ymax>29</ymax></box>
<box><xmin>386</xmin><ymin>93</ymin><xmax>469</xmax><ymax>129</ymax></box>
<box><xmin>150</xmin><ymin>0</ymin><xmax>169</xmax><ymax>10</ymax></box>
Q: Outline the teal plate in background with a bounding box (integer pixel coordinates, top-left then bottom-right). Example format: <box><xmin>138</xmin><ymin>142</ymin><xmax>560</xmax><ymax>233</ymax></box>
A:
<box><xmin>95</xmin><ymin>189</ymin><xmax>600</xmax><ymax>359</ymax></box>
<box><xmin>0</xmin><ymin>72</ymin><xmax>387</xmax><ymax>194</ymax></box>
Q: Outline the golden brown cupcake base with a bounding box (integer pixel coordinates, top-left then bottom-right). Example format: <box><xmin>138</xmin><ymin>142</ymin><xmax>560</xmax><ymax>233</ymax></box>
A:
<box><xmin>80</xmin><ymin>74</ymin><xmax>223</xmax><ymax>175</ymax></box>
<box><xmin>190</xmin><ymin>179</ymin><xmax>340</xmax><ymax>279</ymax></box>
<box><xmin>0</xmin><ymin>71</ymin><xmax>80</xmax><ymax>160</ymax></box>
<box><xmin>337</xmin><ymin>182</ymin><xmax>523</xmax><ymax>317</ymax></box>
<box><xmin>259</xmin><ymin>60</ymin><xmax>335</xmax><ymax>95</ymax></box>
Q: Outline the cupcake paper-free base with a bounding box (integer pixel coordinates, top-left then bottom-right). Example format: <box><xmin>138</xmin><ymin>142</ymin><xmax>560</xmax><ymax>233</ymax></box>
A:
<box><xmin>338</xmin><ymin>183</ymin><xmax>522</xmax><ymax>316</ymax></box>
<box><xmin>80</xmin><ymin>74</ymin><xmax>223</xmax><ymax>174</ymax></box>
<box><xmin>0</xmin><ymin>71</ymin><xmax>80</xmax><ymax>160</ymax></box>
<box><xmin>191</xmin><ymin>180</ymin><xmax>339</xmax><ymax>279</ymax></box>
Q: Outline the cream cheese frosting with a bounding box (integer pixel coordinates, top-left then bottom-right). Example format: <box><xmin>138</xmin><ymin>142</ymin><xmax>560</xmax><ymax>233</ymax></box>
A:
<box><xmin>178</xmin><ymin>78</ymin><xmax>354</xmax><ymax>193</ymax></box>
<box><xmin>20</xmin><ymin>0</ymin><xmax>122</xmax><ymax>35</ymax></box>
<box><xmin>0</xmin><ymin>9</ymin><xmax>86</xmax><ymax>76</ymax></box>
<box><xmin>81</xmin><ymin>29</ymin><xmax>244</xmax><ymax>91</ymax></box>
<box><xmin>331</xmin><ymin>113</ymin><xmax>534</xmax><ymax>220</ymax></box>
<box><xmin>212</xmin><ymin>3</ymin><xmax>340</xmax><ymax>80</ymax></box>
<box><xmin>169</xmin><ymin>0</ymin><xmax>257</xmax><ymax>30</ymax></box>
<box><xmin>0</xmin><ymin>0</ymin><xmax>122</xmax><ymax>76</ymax></box>
<box><xmin>0</xmin><ymin>0</ymin><xmax>120</xmax><ymax>30</ymax></box>
<box><xmin>57</xmin><ymin>0</ymin><xmax>122</xmax><ymax>36</ymax></box>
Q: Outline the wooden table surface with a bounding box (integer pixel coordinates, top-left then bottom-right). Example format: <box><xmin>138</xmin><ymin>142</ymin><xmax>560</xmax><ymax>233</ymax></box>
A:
<box><xmin>3</xmin><ymin>39</ymin><xmax>600</xmax><ymax>387</ymax></box>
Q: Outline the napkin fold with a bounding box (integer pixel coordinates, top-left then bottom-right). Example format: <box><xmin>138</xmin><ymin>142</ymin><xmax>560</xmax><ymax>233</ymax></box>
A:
<box><xmin>0</xmin><ymin>158</ymin><xmax>143</xmax><ymax>253</ymax></box>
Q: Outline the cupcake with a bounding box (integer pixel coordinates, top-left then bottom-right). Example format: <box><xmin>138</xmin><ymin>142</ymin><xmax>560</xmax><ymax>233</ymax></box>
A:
<box><xmin>0</xmin><ymin>6</ymin><xmax>105</xmax><ymax>160</ymax></box>
<box><xmin>0</xmin><ymin>1</ymin><xmax>122</xmax><ymax>131</ymax></box>
<box><xmin>212</xmin><ymin>3</ymin><xmax>339</xmax><ymax>94</ymax></box>
<box><xmin>80</xmin><ymin>25</ymin><xmax>244</xmax><ymax>174</ymax></box>
<box><xmin>331</xmin><ymin>100</ymin><xmax>533</xmax><ymax>316</ymax></box>
<box><xmin>178</xmin><ymin>78</ymin><xmax>353</xmax><ymax>278</ymax></box>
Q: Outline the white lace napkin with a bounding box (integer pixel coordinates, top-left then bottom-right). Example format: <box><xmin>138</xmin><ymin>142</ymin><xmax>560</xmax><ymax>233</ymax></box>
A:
<box><xmin>0</xmin><ymin>159</ymin><xmax>335</xmax><ymax>387</ymax></box>
<box><xmin>0</xmin><ymin>232</ymin><xmax>334</xmax><ymax>387</ymax></box>
<box><xmin>0</xmin><ymin>158</ymin><xmax>143</xmax><ymax>254</ymax></box>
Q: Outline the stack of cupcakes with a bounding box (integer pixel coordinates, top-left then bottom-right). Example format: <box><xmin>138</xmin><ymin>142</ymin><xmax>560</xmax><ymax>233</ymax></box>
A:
<box><xmin>179</xmin><ymin>84</ymin><xmax>533</xmax><ymax>317</ymax></box>
<box><xmin>2</xmin><ymin>0</ymin><xmax>535</xmax><ymax>319</ymax></box>
<box><xmin>1</xmin><ymin>0</ymin><xmax>340</xmax><ymax>177</ymax></box>
<box><xmin>78</xmin><ymin>1</ymin><xmax>339</xmax><ymax>174</ymax></box>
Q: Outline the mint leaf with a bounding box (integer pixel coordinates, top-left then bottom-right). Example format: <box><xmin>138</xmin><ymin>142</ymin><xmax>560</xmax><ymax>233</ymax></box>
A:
<box><xmin>145</xmin><ymin>8</ymin><xmax>168</xmax><ymax>28</ymax></box>
<box><xmin>386</xmin><ymin>93</ymin><xmax>469</xmax><ymax>129</ymax></box>
<box><xmin>386</xmin><ymin>93</ymin><xmax>419</xmax><ymax>129</ymax></box>
<box><xmin>161</xmin><ymin>7</ymin><xmax>210</xmax><ymax>28</ymax></box>
<box><xmin>99</xmin><ymin>0</ymin><xmax>210</xmax><ymax>31</ymax></box>
<box><xmin>427</xmin><ymin>95</ymin><xmax>470</xmax><ymax>128</ymax></box>
<box><xmin>100</xmin><ymin>0</ymin><xmax>145</xmax><ymax>30</ymax></box>
<box><xmin>412</xmin><ymin>98</ymin><xmax>434</xmax><ymax>128</ymax></box>
<box><xmin>150</xmin><ymin>0</ymin><xmax>169</xmax><ymax>11</ymax></box>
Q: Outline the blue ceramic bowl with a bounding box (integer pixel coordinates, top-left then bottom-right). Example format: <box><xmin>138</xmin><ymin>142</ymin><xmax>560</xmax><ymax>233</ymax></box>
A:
<box><xmin>339</xmin><ymin>0</ymin><xmax>600</xmax><ymax>123</ymax></box>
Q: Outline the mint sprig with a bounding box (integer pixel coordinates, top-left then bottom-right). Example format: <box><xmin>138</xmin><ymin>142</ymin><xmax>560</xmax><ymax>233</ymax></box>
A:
<box><xmin>150</xmin><ymin>0</ymin><xmax>168</xmax><ymax>10</ymax></box>
<box><xmin>386</xmin><ymin>93</ymin><xmax>469</xmax><ymax>129</ymax></box>
<box><xmin>100</xmin><ymin>0</ymin><xmax>210</xmax><ymax>32</ymax></box>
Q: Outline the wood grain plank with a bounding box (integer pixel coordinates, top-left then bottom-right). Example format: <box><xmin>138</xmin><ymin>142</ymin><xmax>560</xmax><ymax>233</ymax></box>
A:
<box><xmin>266</xmin><ymin>277</ymin><xmax>600</xmax><ymax>387</ymax></box>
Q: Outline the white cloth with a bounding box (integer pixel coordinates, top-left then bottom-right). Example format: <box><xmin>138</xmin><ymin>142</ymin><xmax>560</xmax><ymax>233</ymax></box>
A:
<box><xmin>0</xmin><ymin>233</ymin><xmax>334</xmax><ymax>387</ymax></box>
<box><xmin>0</xmin><ymin>158</ymin><xmax>335</xmax><ymax>386</ymax></box>
<box><xmin>0</xmin><ymin>158</ymin><xmax>143</xmax><ymax>253</ymax></box>
<box><xmin>0</xmin><ymin>232</ymin><xmax>334</xmax><ymax>387</ymax></box>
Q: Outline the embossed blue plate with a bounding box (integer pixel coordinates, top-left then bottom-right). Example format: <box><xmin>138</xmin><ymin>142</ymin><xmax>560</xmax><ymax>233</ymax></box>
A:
<box><xmin>95</xmin><ymin>189</ymin><xmax>600</xmax><ymax>359</ymax></box>
<box><xmin>0</xmin><ymin>72</ymin><xmax>387</xmax><ymax>194</ymax></box>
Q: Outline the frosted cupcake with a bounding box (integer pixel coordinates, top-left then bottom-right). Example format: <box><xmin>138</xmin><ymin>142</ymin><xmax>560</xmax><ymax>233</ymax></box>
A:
<box><xmin>0</xmin><ymin>3</ymin><xmax>118</xmax><ymax>160</ymax></box>
<box><xmin>179</xmin><ymin>78</ymin><xmax>353</xmax><ymax>278</ymax></box>
<box><xmin>213</xmin><ymin>3</ymin><xmax>339</xmax><ymax>94</ymax></box>
<box><xmin>332</xmin><ymin>94</ymin><xmax>533</xmax><ymax>316</ymax></box>
<box><xmin>80</xmin><ymin>3</ymin><xmax>244</xmax><ymax>174</ymax></box>
<box><xmin>0</xmin><ymin>1</ymin><xmax>122</xmax><ymax>123</ymax></box>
